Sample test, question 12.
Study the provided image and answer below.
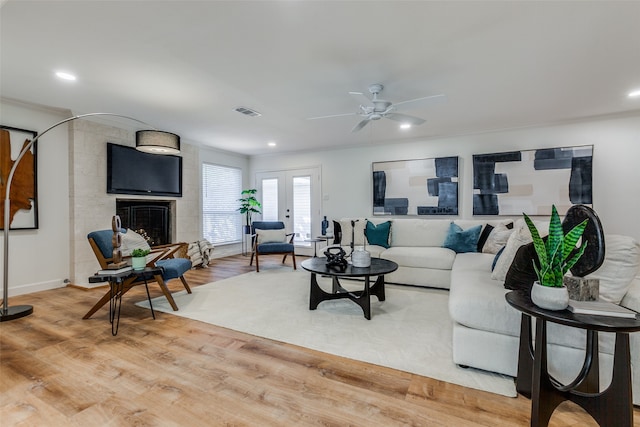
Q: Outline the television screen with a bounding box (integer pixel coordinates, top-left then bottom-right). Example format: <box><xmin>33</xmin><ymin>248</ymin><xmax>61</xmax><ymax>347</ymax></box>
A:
<box><xmin>107</xmin><ymin>142</ymin><xmax>182</xmax><ymax>197</ymax></box>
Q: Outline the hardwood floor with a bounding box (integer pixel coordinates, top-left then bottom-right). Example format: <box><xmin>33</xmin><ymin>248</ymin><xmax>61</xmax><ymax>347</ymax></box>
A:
<box><xmin>1</xmin><ymin>254</ymin><xmax>638</xmax><ymax>426</ymax></box>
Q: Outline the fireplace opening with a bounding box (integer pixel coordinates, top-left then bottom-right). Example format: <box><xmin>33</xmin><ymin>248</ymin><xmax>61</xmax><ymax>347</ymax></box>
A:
<box><xmin>116</xmin><ymin>199</ymin><xmax>174</xmax><ymax>246</ymax></box>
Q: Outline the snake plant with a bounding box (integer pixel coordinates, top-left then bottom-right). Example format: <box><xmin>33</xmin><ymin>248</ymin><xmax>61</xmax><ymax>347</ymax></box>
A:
<box><xmin>523</xmin><ymin>205</ymin><xmax>588</xmax><ymax>287</ymax></box>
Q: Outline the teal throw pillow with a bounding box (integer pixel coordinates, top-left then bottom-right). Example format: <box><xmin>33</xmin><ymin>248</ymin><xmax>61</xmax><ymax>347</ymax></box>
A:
<box><xmin>442</xmin><ymin>222</ymin><xmax>482</xmax><ymax>253</ymax></box>
<box><xmin>365</xmin><ymin>221</ymin><xmax>391</xmax><ymax>248</ymax></box>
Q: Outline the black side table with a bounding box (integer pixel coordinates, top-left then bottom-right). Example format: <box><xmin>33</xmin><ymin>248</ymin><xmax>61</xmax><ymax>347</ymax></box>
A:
<box><xmin>506</xmin><ymin>290</ymin><xmax>640</xmax><ymax>427</ymax></box>
<box><xmin>89</xmin><ymin>267</ymin><xmax>162</xmax><ymax>335</ymax></box>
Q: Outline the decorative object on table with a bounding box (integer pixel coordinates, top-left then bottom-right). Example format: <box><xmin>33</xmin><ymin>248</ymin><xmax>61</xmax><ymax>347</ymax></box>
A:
<box><xmin>131</xmin><ymin>248</ymin><xmax>150</xmax><ymax>270</ymax></box>
<box><xmin>561</xmin><ymin>204</ymin><xmax>605</xmax><ymax>301</ymax></box>
<box><xmin>348</xmin><ymin>219</ymin><xmax>360</xmax><ymax>256</ymax></box>
<box><xmin>351</xmin><ymin>247</ymin><xmax>371</xmax><ymax>267</ymax></box>
<box><xmin>108</xmin><ymin>215</ymin><xmax>128</xmax><ymax>269</ymax></box>
<box><xmin>2</xmin><ymin>113</ymin><xmax>179</xmax><ymax>322</ymax></box>
<box><xmin>0</xmin><ymin>125</ymin><xmax>38</xmax><ymax>230</ymax></box>
<box><xmin>321</xmin><ymin>216</ymin><xmax>329</xmax><ymax>235</ymax></box>
<box><xmin>473</xmin><ymin>145</ymin><xmax>593</xmax><ymax>215</ymax></box>
<box><xmin>524</xmin><ymin>204</ymin><xmax>589</xmax><ymax>310</ymax></box>
<box><xmin>351</xmin><ymin>221</ymin><xmax>372</xmax><ymax>268</ymax></box>
<box><xmin>372</xmin><ymin>156</ymin><xmax>458</xmax><ymax>215</ymax></box>
<box><xmin>324</xmin><ymin>246</ymin><xmax>348</xmax><ymax>271</ymax></box>
<box><xmin>237</xmin><ymin>188</ymin><xmax>261</xmax><ymax>235</ymax></box>
<box><xmin>567</xmin><ymin>299</ymin><xmax>637</xmax><ymax>318</ymax></box>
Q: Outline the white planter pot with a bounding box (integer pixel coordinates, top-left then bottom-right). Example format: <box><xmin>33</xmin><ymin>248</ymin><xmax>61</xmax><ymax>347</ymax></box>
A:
<box><xmin>351</xmin><ymin>248</ymin><xmax>371</xmax><ymax>268</ymax></box>
<box><xmin>531</xmin><ymin>281</ymin><xmax>569</xmax><ymax>311</ymax></box>
<box><xmin>131</xmin><ymin>256</ymin><xmax>147</xmax><ymax>271</ymax></box>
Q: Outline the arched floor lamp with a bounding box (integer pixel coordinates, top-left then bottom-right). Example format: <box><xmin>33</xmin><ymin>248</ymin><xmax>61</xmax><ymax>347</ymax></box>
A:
<box><xmin>1</xmin><ymin>113</ymin><xmax>180</xmax><ymax>321</ymax></box>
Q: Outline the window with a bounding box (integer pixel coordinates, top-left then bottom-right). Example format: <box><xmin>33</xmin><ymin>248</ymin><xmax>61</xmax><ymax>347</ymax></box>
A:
<box><xmin>202</xmin><ymin>164</ymin><xmax>242</xmax><ymax>244</ymax></box>
<box><xmin>261</xmin><ymin>178</ymin><xmax>278</xmax><ymax>221</ymax></box>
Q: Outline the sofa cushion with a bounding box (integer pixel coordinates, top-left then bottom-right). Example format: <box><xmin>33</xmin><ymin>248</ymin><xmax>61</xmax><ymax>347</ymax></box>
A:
<box><xmin>365</xmin><ymin>220</ymin><xmax>391</xmax><ymax>248</ymax></box>
<box><xmin>382</xmin><ymin>246</ymin><xmax>456</xmax><ymax>270</ymax></box>
<box><xmin>482</xmin><ymin>222</ymin><xmax>515</xmax><ymax>254</ymax></box>
<box><xmin>476</xmin><ymin>224</ymin><xmax>494</xmax><ymax>252</ymax></box>
<box><xmin>442</xmin><ymin>222</ymin><xmax>482</xmax><ymax>253</ymax></box>
<box><xmin>390</xmin><ymin>219</ymin><xmax>451</xmax><ymax>247</ymax></box>
<box><xmin>504</xmin><ymin>242</ymin><xmax>539</xmax><ymax>291</ymax></box>
<box><xmin>256</xmin><ymin>228</ymin><xmax>286</xmax><ymax>243</ymax></box>
<box><xmin>583</xmin><ymin>234</ymin><xmax>640</xmax><ymax>303</ymax></box>
<box><xmin>491</xmin><ymin>220</ymin><xmax>533</xmax><ymax>282</ymax></box>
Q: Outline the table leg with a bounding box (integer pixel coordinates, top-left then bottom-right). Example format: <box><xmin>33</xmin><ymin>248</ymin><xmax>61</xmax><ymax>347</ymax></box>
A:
<box><xmin>516</xmin><ymin>314</ymin><xmax>534</xmax><ymax>398</ymax></box>
<box><xmin>109</xmin><ymin>280</ymin><xmax>124</xmax><ymax>336</ymax></box>
<box><xmin>143</xmin><ymin>278</ymin><xmax>156</xmax><ymax>320</ymax></box>
<box><xmin>530</xmin><ymin>322</ymin><xmax>633</xmax><ymax>427</ymax></box>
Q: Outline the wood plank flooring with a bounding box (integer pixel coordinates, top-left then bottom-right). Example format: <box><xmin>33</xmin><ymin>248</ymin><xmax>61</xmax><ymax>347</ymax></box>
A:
<box><xmin>1</xmin><ymin>254</ymin><xmax>638</xmax><ymax>426</ymax></box>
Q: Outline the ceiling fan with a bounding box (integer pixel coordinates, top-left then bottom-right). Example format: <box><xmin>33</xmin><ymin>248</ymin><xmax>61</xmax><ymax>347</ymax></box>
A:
<box><xmin>307</xmin><ymin>83</ymin><xmax>445</xmax><ymax>132</ymax></box>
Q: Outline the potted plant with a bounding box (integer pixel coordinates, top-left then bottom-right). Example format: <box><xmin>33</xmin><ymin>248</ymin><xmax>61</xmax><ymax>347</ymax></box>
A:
<box><xmin>523</xmin><ymin>205</ymin><xmax>588</xmax><ymax>310</ymax></box>
<box><xmin>237</xmin><ymin>188</ymin><xmax>262</xmax><ymax>234</ymax></box>
<box><xmin>131</xmin><ymin>248</ymin><xmax>150</xmax><ymax>271</ymax></box>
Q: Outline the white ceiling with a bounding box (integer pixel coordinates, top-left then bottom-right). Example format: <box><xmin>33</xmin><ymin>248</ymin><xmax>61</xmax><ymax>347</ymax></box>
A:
<box><xmin>2</xmin><ymin>1</ymin><xmax>639</xmax><ymax>156</ymax></box>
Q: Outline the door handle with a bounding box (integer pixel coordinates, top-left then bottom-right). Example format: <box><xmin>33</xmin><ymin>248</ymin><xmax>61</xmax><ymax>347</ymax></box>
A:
<box><xmin>285</xmin><ymin>215</ymin><xmax>290</xmax><ymax>218</ymax></box>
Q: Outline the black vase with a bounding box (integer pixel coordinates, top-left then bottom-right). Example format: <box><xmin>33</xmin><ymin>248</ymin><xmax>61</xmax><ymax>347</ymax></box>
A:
<box><xmin>243</xmin><ymin>225</ymin><xmax>251</xmax><ymax>235</ymax></box>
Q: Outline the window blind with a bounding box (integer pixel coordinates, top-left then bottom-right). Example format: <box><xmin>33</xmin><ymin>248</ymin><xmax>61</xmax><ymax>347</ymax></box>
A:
<box><xmin>202</xmin><ymin>163</ymin><xmax>242</xmax><ymax>244</ymax></box>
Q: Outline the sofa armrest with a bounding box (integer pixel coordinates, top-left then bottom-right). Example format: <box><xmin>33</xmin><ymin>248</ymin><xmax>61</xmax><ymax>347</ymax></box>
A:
<box><xmin>621</xmin><ymin>276</ymin><xmax>640</xmax><ymax>405</ymax></box>
<box><xmin>621</xmin><ymin>276</ymin><xmax>640</xmax><ymax>312</ymax></box>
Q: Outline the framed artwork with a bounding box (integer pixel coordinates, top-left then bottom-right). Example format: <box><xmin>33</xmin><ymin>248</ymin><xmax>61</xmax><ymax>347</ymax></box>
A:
<box><xmin>372</xmin><ymin>156</ymin><xmax>458</xmax><ymax>216</ymax></box>
<box><xmin>0</xmin><ymin>125</ymin><xmax>38</xmax><ymax>230</ymax></box>
<box><xmin>472</xmin><ymin>145</ymin><xmax>593</xmax><ymax>216</ymax></box>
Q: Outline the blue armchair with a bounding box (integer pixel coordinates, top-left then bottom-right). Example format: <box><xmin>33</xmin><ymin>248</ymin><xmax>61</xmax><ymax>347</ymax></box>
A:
<box><xmin>84</xmin><ymin>229</ymin><xmax>192</xmax><ymax>319</ymax></box>
<box><xmin>249</xmin><ymin>221</ymin><xmax>296</xmax><ymax>272</ymax></box>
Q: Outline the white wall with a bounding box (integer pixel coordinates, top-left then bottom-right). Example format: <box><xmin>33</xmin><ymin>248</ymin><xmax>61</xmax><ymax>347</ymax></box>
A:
<box><xmin>250</xmin><ymin>113</ymin><xmax>640</xmax><ymax>242</ymax></box>
<box><xmin>0</xmin><ymin>99</ymin><xmax>70</xmax><ymax>297</ymax></box>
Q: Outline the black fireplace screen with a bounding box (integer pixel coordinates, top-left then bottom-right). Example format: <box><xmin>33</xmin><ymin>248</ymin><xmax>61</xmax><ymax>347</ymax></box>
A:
<box><xmin>116</xmin><ymin>200</ymin><xmax>172</xmax><ymax>245</ymax></box>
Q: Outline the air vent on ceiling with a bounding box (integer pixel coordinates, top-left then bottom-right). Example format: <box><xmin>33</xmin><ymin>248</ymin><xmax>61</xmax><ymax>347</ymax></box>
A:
<box><xmin>234</xmin><ymin>106</ymin><xmax>262</xmax><ymax>117</ymax></box>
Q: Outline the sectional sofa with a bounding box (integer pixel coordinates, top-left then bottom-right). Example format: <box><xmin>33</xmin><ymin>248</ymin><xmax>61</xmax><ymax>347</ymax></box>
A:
<box><xmin>333</xmin><ymin>217</ymin><xmax>640</xmax><ymax>404</ymax></box>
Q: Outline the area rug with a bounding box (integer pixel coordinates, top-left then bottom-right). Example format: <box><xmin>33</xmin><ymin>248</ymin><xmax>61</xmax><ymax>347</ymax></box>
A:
<box><xmin>136</xmin><ymin>267</ymin><xmax>517</xmax><ymax>397</ymax></box>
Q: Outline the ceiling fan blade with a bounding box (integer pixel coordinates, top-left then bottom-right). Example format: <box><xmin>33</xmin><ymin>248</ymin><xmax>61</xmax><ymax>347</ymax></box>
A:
<box><xmin>307</xmin><ymin>112</ymin><xmax>357</xmax><ymax>120</ymax></box>
<box><xmin>349</xmin><ymin>91</ymin><xmax>373</xmax><ymax>106</ymax></box>
<box><xmin>384</xmin><ymin>112</ymin><xmax>426</xmax><ymax>125</ymax></box>
<box><xmin>393</xmin><ymin>94</ymin><xmax>446</xmax><ymax>111</ymax></box>
<box><xmin>351</xmin><ymin>119</ymin><xmax>370</xmax><ymax>132</ymax></box>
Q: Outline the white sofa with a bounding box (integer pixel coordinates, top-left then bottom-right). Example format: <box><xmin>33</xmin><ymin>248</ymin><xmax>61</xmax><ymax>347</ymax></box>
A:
<box><xmin>335</xmin><ymin>217</ymin><xmax>640</xmax><ymax>404</ymax></box>
<box><xmin>334</xmin><ymin>217</ymin><xmax>508</xmax><ymax>289</ymax></box>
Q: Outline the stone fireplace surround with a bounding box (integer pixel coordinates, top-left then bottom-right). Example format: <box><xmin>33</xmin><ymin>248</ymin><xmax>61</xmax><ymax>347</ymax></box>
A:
<box><xmin>69</xmin><ymin>119</ymin><xmax>200</xmax><ymax>287</ymax></box>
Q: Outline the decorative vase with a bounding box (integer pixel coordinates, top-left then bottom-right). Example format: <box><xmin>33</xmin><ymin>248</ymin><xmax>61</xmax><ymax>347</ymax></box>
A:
<box><xmin>531</xmin><ymin>281</ymin><xmax>569</xmax><ymax>311</ymax></box>
<box><xmin>321</xmin><ymin>216</ymin><xmax>329</xmax><ymax>236</ymax></box>
<box><xmin>351</xmin><ymin>248</ymin><xmax>371</xmax><ymax>268</ymax></box>
<box><xmin>131</xmin><ymin>256</ymin><xmax>147</xmax><ymax>271</ymax></box>
<box><xmin>243</xmin><ymin>225</ymin><xmax>251</xmax><ymax>235</ymax></box>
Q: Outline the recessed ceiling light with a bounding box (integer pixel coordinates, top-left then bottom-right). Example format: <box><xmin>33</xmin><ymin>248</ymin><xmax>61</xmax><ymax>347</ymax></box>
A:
<box><xmin>628</xmin><ymin>89</ymin><xmax>640</xmax><ymax>98</ymax></box>
<box><xmin>55</xmin><ymin>71</ymin><xmax>77</xmax><ymax>81</ymax></box>
<box><xmin>268</xmin><ymin>141</ymin><xmax>276</xmax><ymax>147</ymax></box>
<box><xmin>400</xmin><ymin>123</ymin><xmax>411</xmax><ymax>130</ymax></box>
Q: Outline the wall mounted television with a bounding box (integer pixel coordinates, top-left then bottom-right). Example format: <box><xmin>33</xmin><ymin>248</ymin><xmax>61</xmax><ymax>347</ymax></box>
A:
<box><xmin>107</xmin><ymin>142</ymin><xmax>183</xmax><ymax>197</ymax></box>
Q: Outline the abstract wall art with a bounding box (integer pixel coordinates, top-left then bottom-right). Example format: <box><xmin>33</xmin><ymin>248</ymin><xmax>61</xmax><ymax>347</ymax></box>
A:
<box><xmin>0</xmin><ymin>125</ymin><xmax>38</xmax><ymax>229</ymax></box>
<box><xmin>372</xmin><ymin>156</ymin><xmax>458</xmax><ymax>216</ymax></box>
<box><xmin>472</xmin><ymin>145</ymin><xmax>593</xmax><ymax>216</ymax></box>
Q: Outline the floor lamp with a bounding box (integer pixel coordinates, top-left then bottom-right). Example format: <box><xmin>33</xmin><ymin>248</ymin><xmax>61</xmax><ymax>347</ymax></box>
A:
<box><xmin>1</xmin><ymin>113</ymin><xmax>180</xmax><ymax>322</ymax></box>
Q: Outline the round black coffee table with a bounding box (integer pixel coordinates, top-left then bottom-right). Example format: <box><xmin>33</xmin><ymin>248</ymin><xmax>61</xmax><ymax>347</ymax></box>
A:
<box><xmin>506</xmin><ymin>290</ymin><xmax>640</xmax><ymax>427</ymax></box>
<box><xmin>301</xmin><ymin>257</ymin><xmax>398</xmax><ymax>320</ymax></box>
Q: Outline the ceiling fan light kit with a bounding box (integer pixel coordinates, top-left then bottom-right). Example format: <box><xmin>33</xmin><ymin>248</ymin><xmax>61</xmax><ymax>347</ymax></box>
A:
<box><xmin>308</xmin><ymin>83</ymin><xmax>445</xmax><ymax>132</ymax></box>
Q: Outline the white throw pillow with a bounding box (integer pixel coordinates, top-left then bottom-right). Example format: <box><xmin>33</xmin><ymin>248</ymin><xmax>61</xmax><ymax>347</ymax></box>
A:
<box><xmin>120</xmin><ymin>229</ymin><xmax>152</xmax><ymax>256</ymax></box>
<box><xmin>482</xmin><ymin>223</ymin><xmax>515</xmax><ymax>255</ymax></box>
<box><xmin>339</xmin><ymin>219</ymin><xmax>367</xmax><ymax>246</ymax></box>
<box><xmin>491</xmin><ymin>219</ymin><xmax>534</xmax><ymax>282</ymax></box>
<box><xmin>584</xmin><ymin>234</ymin><xmax>640</xmax><ymax>303</ymax></box>
<box><xmin>256</xmin><ymin>228</ymin><xmax>287</xmax><ymax>244</ymax></box>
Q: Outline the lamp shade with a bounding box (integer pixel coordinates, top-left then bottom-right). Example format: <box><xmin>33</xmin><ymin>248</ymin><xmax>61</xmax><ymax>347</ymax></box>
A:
<box><xmin>136</xmin><ymin>130</ymin><xmax>180</xmax><ymax>154</ymax></box>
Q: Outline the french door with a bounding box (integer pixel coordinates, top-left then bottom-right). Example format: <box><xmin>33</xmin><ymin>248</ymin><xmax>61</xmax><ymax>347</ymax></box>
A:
<box><xmin>256</xmin><ymin>167</ymin><xmax>321</xmax><ymax>257</ymax></box>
